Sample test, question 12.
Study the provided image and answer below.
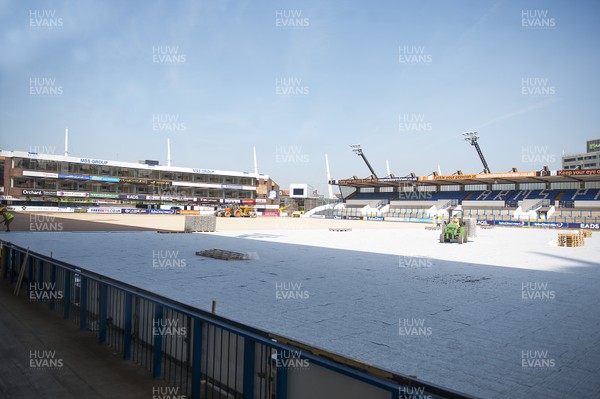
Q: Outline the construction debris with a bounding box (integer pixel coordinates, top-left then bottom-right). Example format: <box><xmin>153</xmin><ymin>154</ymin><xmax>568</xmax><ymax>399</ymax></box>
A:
<box><xmin>196</xmin><ymin>249</ymin><xmax>252</xmax><ymax>260</ymax></box>
<box><xmin>557</xmin><ymin>232</ymin><xmax>584</xmax><ymax>247</ymax></box>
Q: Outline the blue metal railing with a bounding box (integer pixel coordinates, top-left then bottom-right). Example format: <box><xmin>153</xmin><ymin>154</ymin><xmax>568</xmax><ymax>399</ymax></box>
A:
<box><xmin>0</xmin><ymin>240</ymin><xmax>473</xmax><ymax>399</ymax></box>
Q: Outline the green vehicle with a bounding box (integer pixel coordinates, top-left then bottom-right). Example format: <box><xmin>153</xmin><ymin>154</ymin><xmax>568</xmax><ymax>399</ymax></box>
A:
<box><xmin>440</xmin><ymin>218</ymin><xmax>469</xmax><ymax>244</ymax></box>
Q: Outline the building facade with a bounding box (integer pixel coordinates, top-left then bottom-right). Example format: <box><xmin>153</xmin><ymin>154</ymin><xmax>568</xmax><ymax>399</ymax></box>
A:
<box><xmin>0</xmin><ymin>150</ymin><xmax>278</xmax><ymax>210</ymax></box>
<box><xmin>562</xmin><ymin>139</ymin><xmax>600</xmax><ymax>170</ymax></box>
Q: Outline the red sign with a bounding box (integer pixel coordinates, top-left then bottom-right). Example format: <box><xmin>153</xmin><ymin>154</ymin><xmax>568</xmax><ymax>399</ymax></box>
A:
<box><xmin>262</xmin><ymin>211</ymin><xmax>280</xmax><ymax>217</ymax></box>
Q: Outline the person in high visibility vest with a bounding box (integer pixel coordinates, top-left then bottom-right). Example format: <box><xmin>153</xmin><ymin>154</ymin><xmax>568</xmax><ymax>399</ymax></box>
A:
<box><xmin>1</xmin><ymin>208</ymin><xmax>14</xmax><ymax>232</ymax></box>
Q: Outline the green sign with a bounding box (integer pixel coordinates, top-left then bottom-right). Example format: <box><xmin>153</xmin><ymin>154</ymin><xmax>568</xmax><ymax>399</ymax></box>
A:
<box><xmin>90</xmin><ymin>193</ymin><xmax>120</xmax><ymax>199</ymax></box>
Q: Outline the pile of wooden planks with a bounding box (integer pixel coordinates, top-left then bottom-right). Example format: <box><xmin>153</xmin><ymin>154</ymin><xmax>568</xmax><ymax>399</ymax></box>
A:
<box><xmin>557</xmin><ymin>232</ymin><xmax>584</xmax><ymax>247</ymax></box>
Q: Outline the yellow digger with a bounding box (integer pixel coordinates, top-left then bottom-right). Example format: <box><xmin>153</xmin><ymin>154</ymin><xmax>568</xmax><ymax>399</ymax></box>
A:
<box><xmin>216</xmin><ymin>205</ymin><xmax>257</xmax><ymax>218</ymax></box>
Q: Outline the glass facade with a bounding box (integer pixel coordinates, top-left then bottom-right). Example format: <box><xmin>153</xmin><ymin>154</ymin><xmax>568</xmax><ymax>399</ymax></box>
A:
<box><xmin>9</xmin><ymin>157</ymin><xmax>256</xmax><ymax>203</ymax></box>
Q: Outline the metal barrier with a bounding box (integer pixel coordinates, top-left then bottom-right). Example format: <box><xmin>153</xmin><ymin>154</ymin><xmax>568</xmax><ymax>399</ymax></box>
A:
<box><xmin>0</xmin><ymin>240</ymin><xmax>473</xmax><ymax>399</ymax></box>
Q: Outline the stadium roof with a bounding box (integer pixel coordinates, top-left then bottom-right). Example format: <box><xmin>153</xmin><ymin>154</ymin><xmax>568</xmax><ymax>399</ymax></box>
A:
<box><xmin>0</xmin><ymin>150</ymin><xmax>268</xmax><ymax>180</ymax></box>
<box><xmin>330</xmin><ymin>169</ymin><xmax>600</xmax><ymax>188</ymax></box>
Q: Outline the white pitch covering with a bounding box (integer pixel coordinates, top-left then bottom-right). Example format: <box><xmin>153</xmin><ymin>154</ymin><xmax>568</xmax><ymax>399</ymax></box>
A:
<box><xmin>3</xmin><ymin>227</ymin><xmax>600</xmax><ymax>399</ymax></box>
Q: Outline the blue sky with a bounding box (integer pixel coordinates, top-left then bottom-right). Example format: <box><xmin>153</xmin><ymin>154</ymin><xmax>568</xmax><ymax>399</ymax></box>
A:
<box><xmin>1</xmin><ymin>0</ymin><xmax>599</xmax><ymax>194</ymax></box>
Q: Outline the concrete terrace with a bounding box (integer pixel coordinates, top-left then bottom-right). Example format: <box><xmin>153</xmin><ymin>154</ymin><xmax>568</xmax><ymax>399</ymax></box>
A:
<box><xmin>0</xmin><ymin>279</ymin><xmax>172</xmax><ymax>399</ymax></box>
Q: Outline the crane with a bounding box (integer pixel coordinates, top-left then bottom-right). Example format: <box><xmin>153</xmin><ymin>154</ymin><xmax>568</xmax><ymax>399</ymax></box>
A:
<box><xmin>463</xmin><ymin>132</ymin><xmax>490</xmax><ymax>174</ymax></box>
<box><xmin>349</xmin><ymin>144</ymin><xmax>378</xmax><ymax>178</ymax></box>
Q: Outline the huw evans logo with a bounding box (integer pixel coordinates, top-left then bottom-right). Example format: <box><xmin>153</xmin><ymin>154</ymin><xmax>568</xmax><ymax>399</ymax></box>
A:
<box><xmin>399</xmin><ymin>114</ymin><xmax>432</xmax><ymax>132</ymax></box>
<box><xmin>521</xmin><ymin>10</ymin><xmax>556</xmax><ymax>29</ymax></box>
<box><xmin>152</xmin><ymin>114</ymin><xmax>187</xmax><ymax>132</ymax></box>
<box><xmin>275</xmin><ymin>77</ymin><xmax>310</xmax><ymax>96</ymax></box>
<box><xmin>152</xmin><ymin>46</ymin><xmax>186</xmax><ymax>64</ymax></box>
<box><xmin>275</xmin><ymin>145</ymin><xmax>310</xmax><ymax>163</ymax></box>
<box><xmin>29</xmin><ymin>77</ymin><xmax>63</xmax><ymax>96</ymax></box>
<box><xmin>521</xmin><ymin>146</ymin><xmax>556</xmax><ymax>163</ymax></box>
<box><xmin>152</xmin><ymin>319</ymin><xmax>187</xmax><ymax>337</ymax></box>
<box><xmin>152</xmin><ymin>386</ymin><xmax>186</xmax><ymax>399</ymax></box>
<box><xmin>398</xmin><ymin>46</ymin><xmax>432</xmax><ymax>64</ymax></box>
<box><xmin>275</xmin><ymin>10</ymin><xmax>309</xmax><ymax>28</ymax></box>
<box><xmin>522</xmin><ymin>282</ymin><xmax>555</xmax><ymax>300</ymax></box>
<box><xmin>30</xmin><ymin>350</ymin><xmax>63</xmax><ymax>369</ymax></box>
<box><xmin>399</xmin><ymin>255</ymin><xmax>432</xmax><ymax>269</ymax></box>
<box><xmin>29</xmin><ymin>215</ymin><xmax>63</xmax><ymax>231</ymax></box>
<box><xmin>29</xmin><ymin>282</ymin><xmax>63</xmax><ymax>302</ymax></box>
<box><xmin>275</xmin><ymin>282</ymin><xmax>309</xmax><ymax>300</ymax></box>
<box><xmin>152</xmin><ymin>250</ymin><xmax>187</xmax><ymax>269</ymax></box>
<box><xmin>29</xmin><ymin>145</ymin><xmax>57</xmax><ymax>154</ymax></box>
<box><xmin>397</xmin><ymin>191</ymin><xmax>432</xmax><ymax>200</ymax></box>
<box><xmin>399</xmin><ymin>318</ymin><xmax>432</xmax><ymax>336</ymax></box>
<box><xmin>275</xmin><ymin>350</ymin><xmax>309</xmax><ymax>369</ymax></box>
<box><xmin>521</xmin><ymin>350</ymin><xmax>555</xmax><ymax>368</ymax></box>
<box><xmin>399</xmin><ymin>386</ymin><xmax>432</xmax><ymax>399</ymax></box>
<box><xmin>521</xmin><ymin>78</ymin><xmax>555</xmax><ymax>96</ymax></box>
<box><xmin>29</xmin><ymin>10</ymin><xmax>63</xmax><ymax>28</ymax></box>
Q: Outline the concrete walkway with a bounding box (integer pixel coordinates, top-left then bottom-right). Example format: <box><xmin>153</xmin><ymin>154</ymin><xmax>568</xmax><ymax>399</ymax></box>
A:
<box><xmin>0</xmin><ymin>280</ymin><xmax>166</xmax><ymax>399</ymax></box>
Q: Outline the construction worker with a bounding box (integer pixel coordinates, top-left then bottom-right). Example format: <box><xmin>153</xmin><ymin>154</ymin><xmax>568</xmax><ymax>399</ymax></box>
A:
<box><xmin>1</xmin><ymin>207</ymin><xmax>14</xmax><ymax>232</ymax></box>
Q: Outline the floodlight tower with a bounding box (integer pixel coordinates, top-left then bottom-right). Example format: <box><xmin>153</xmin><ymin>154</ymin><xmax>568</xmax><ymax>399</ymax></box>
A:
<box><xmin>350</xmin><ymin>144</ymin><xmax>378</xmax><ymax>178</ymax></box>
<box><xmin>463</xmin><ymin>131</ymin><xmax>490</xmax><ymax>174</ymax></box>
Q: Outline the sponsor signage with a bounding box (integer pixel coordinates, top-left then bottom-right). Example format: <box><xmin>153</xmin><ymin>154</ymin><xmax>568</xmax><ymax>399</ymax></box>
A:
<box><xmin>476</xmin><ymin>172</ymin><xmax>536</xmax><ymax>179</ymax></box>
<box><xmin>197</xmin><ymin>197</ymin><xmax>220</xmax><ymax>204</ymax></box>
<box><xmin>122</xmin><ymin>208</ymin><xmax>141</xmax><ymax>214</ymax></box>
<box><xmin>90</xmin><ymin>193</ymin><xmax>120</xmax><ymax>199</ymax></box>
<box><xmin>222</xmin><ymin>184</ymin><xmax>243</xmax><ymax>190</ymax></box>
<box><xmin>262</xmin><ymin>211</ymin><xmax>280</xmax><ymax>216</ymax></box>
<box><xmin>268</xmin><ymin>190</ymin><xmax>279</xmax><ymax>199</ymax></box>
<box><xmin>57</xmin><ymin>191</ymin><xmax>90</xmax><ymax>197</ymax></box>
<box><xmin>88</xmin><ymin>207</ymin><xmax>122</xmax><ymax>214</ymax></box>
<box><xmin>478</xmin><ymin>220</ymin><xmax>600</xmax><ymax>230</ymax></box>
<box><xmin>335</xmin><ymin>177</ymin><xmax>418</xmax><ymax>185</ymax></box>
<box><xmin>433</xmin><ymin>174</ymin><xmax>478</xmax><ymax>180</ymax></box>
<box><xmin>90</xmin><ymin>176</ymin><xmax>120</xmax><ymax>182</ymax></box>
<box><xmin>180</xmin><ymin>210</ymin><xmax>200</xmax><ymax>215</ymax></box>
<box><xmin>366</xmin><ymin>216</ymin><xmax>384</xmax><ymax>221</ymax></box>
<box><xmin>148</xmin><ymin>209</ymin><xmax>172</xmax><ymax>214</ymax></box>
<box><xmin>119</xmin><ymin>194</ymin><xmax>147</xmax><ymax>200</ymax></box>
<box><xmin>221</xmin><ymin>199</ymin><xmax>242</xmax><ymax>204</ymax></box>
<box><xmin>241</xmin><ymin>199</ymin><xmax>255</xmax><ymax>204</ymax></box>
<box><xmin>347</xmin><ymin>216</ymin><xmax>363</xmax><ymax>220</ymax></box>
<box><xmin>43</xmin><ymin>191</ymin><xmax>57</xmax><ymax>196</ymax></box>
<box><xmin>119</xmin><ymin>177</ymin><xmax>148</xmax><ymax>184</ymax></box>
<box><xmin>336</xmin><ymin>178</ymin><xmax>378</xmax><ymax>185</ymax></box>
<box><xmin>255</xmin><ymin>198</ymin><xmax>267</xmax><ymax>203</ymax></box>
<box><xmin>148</xmin><ymin>180</ymin><xmax>171</xmax><ymax>186</ymax></box>
<box><xmin>79</xmin><ymin>158</ymin><xmax>109</xmax><ymax>165</ymax></box>
<box><xmin>58</xmin><ymin>173</ymin><xmax>90</xmax><ymax>180</ymax></box>
<box><xmin>531</xmin><ymin>221</ymin><xmax>565</xmax><ymax>228</ymax></box>
<box><xmin>64</xmin><ymin>198</ymin><xmax>93</xmax><ymax>203</ymax></box>
<box><xmin>497</xmin><ymin>220</ymin><xmax>525</xmax><ymax>227</ymax></box>
<box><xmin>310</xmin><ymin>215</ymin><xmax>326</xmax><ymax>219</ymax></box>
<box><xmin>23</xmin><ymin>170</ymin><xmax>59</xmax><ymax>178</ymax></box>
<box><xmin>22</xmin><ymin>189</ymin><xmax>43</xmax><ymax>196</ymax></box>
<box><xmin>192</xmin><ymin>169</ymin><xmax>215</xmax><ymax>174</ymax></box>
<box><xmin>377</xmin><ymin>177</ymin><xmax>418</xmax><ymax>182</ymax></box>
<box><xmin>557</xmin><ymin>169</ymin><xmax>600</xmax><ymax>176</ymax></box>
